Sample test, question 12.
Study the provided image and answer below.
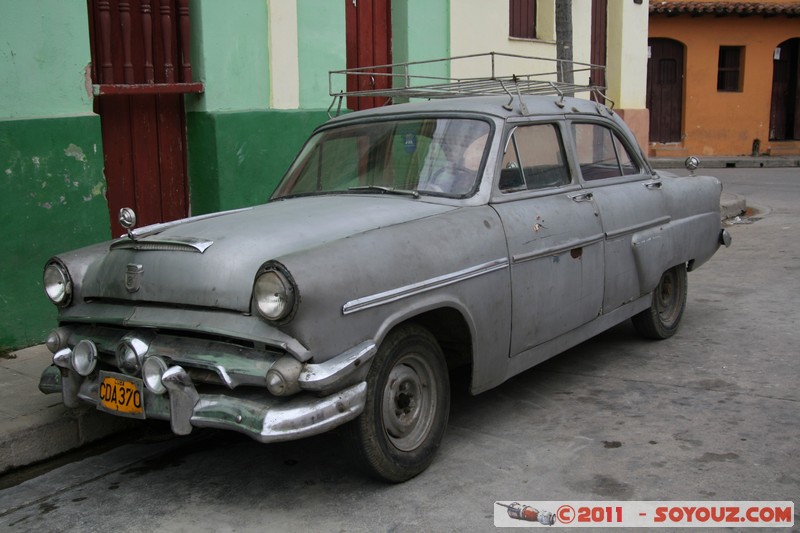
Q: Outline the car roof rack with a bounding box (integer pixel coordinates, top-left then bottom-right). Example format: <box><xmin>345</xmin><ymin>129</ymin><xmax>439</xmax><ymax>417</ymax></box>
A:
<box><xmin>328</xmin><ymin>52</ymin><xmax>609</xmax><ymax>117</ymax></box>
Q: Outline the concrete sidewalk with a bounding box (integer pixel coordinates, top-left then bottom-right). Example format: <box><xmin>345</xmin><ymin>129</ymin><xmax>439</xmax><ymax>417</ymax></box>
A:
<box><xmin>0</xmin><ymin>180</ymin><xmax>751</xmax><ymax>477</ymax></box>
<box><xmin>0</xmin><ymin>345</ymin><xmax>135</xmax><ymax>475</ymax></box>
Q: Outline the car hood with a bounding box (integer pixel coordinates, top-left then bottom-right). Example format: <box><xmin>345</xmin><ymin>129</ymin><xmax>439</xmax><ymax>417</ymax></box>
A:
<box><xmin>80</xmin><ymin>195</ymin><xmax>458</xmax><ymax>312</ymax></box>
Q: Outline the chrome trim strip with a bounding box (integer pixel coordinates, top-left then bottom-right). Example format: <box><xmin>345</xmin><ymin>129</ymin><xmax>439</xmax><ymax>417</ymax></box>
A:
<box><xmin>605</xmin><ymin>216</ymin><xmax>671</xmax><ymax>240</ymax></box>
<box><xmin>512</xmin><ymin>234</ymin><xmax>605</xmax><ymax>264</ymax></box>
<box><xmin>111</xmin><ymin>237</ymin><xmax>214</xmax><ymax>253</ymax></box>
<box><xmin>342</xmin><ymin>258</ymin><xmax>509</xmax><ymax>315</ymax></box>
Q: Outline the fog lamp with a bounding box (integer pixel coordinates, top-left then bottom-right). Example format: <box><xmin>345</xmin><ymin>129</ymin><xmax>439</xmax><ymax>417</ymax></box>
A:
<box><xmin>265</xmin><ymin>355</ymin><xmax>303</xmax><ymax>396</ymax></box>
<box><xmin>142</xmin><ymin>356</ymin><xmax>169</xmax><ymax>395</ymax></box>
<box><xmin>71</xmin><ymin>339</ymin><xmax>98</xmax><ymax>377</ymax></box>
<box><xmin>116</xmin><ymin>336</ymin><xmax>149</xmax><ymax>376</ymax></box>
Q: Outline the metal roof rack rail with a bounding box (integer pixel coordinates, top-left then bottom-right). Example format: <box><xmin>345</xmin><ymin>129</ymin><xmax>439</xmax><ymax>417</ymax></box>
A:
<box><xmin>328</xmin><ymin>52</ymin><xmax>608</xmax><ymax>117</ymax></box>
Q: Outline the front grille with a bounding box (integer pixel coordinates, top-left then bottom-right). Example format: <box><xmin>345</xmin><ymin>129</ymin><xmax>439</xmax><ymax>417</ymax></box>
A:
<box><xmin>60</xmin><ymin>324</ymin><xmax>282</xmax><ymax>389</ymax></box>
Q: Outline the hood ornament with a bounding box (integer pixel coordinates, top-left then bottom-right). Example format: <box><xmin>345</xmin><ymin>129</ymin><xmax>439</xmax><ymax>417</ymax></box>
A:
<box><xmin>119</xmin><ymin>207</ymin><xmax>137</xmax><ymax>240</ymax></box>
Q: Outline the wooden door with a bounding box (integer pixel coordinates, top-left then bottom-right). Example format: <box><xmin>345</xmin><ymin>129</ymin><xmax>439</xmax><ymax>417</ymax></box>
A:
<box><xmin>770</xmin><ymin>38</ymin><xmax>800</xmax><ymax>141</ymax></box>
<box><xmin>590</xmin><ymin>0</ymin><xmax>607</xmax><ymax>101</ymax></box>
<box><xmin>345</xmin><ymin>0</ymin><xmax>392</xmax><ymax>111</ymax></box>
<box><xmin>87</xmin><ymin>0</ymin><xmax>201</xmax><ymax>236</ymax></box>
<box><xmin>647</xmin><ymin>38</ymin><xmax>684</xmax><ymax>143</ymax></box>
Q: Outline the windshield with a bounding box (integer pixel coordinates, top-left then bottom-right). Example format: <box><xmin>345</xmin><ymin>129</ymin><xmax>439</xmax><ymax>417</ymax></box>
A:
<box><xmin>272</xmin><ymin>118</ymin><xmax>491</xmax><ymax>200</ymax></box>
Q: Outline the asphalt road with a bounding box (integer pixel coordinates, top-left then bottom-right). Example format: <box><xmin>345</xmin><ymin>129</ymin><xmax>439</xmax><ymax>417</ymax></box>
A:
<box><xmin>1</xmin><ymin>168</ymin><xmax>798</xmax><ymax>532</ymax></box>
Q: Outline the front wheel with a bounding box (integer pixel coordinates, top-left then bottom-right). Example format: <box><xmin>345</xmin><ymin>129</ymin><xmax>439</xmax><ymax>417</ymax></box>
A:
<box><xmin>341</xmin><ymin>323</ymin><xmax>450</xmax><ymax>482</ymax></box>
<box><xmin>632</xmin><ymin>263</ymin><xmax>688</xmax><ymax>340</ymax></box>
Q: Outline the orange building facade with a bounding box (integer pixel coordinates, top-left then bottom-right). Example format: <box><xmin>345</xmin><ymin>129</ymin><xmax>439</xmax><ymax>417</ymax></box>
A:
<box><xmin>648</xmin><ymin>1</ymin><xmax>800</xmax><ymax>157</ymax></box>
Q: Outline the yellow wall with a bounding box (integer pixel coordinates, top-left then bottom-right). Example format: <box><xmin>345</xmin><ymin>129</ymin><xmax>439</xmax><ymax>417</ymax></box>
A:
<box><xmin>450</xmin><ymin>0</ymin><xmax>557</xmax><ymax>80</ymax></box>
<box><xmin>650</xmin><ymin>15</ymin><xmax>800</xmax><ymax>156</ymax></box>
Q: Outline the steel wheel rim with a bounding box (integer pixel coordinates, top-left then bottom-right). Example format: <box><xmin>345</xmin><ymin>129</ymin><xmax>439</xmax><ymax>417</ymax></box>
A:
<box><xmin>382</xmin><ymin>352</ymin><xmax>437</xmax><ymax>452</ymax></box>
<box><xmin>655</xmin><ymin>270</ymin><xmax>680</xmax><ymax>326</ymax></box>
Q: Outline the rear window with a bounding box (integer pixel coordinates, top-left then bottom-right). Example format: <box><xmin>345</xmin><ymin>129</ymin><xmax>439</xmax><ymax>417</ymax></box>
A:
<box><xmin>572</xmin><ymin>123</ymin><xmax>640</xmax><ymax>181</ymax></box>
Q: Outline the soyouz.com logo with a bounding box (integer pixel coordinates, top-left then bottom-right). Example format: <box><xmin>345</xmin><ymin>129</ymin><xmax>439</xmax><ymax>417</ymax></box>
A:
<box><xmin>493</xmin><ymin>501</ymin><xmax>794</xmax><ymax>528</ymax></box>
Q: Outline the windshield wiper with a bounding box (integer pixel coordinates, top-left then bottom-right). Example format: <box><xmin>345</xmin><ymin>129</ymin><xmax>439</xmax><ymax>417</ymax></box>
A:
<box><xmin>347</xmin><ymin>185</ymin><xmax>419</xmax><ymax>198</ymax></box>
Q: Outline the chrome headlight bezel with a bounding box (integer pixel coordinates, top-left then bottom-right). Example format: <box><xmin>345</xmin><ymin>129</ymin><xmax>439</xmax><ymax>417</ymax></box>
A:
<box><xmin>43</xmin><ymin>260</ymin><xmax>73</xmax><ymax>307</ymax></box>
<box><xmin>253</xmin><ymin>264</ymin><xmax>298</xmax><ymax>323</ymax></box>
<box><xmin>116</xmin><ymin>335</ymin><xmax>150</xmax><ymax>376</ymax></box>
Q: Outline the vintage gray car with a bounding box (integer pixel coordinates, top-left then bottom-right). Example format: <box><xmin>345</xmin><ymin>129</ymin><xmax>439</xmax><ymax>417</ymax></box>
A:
<box><xmin>39</xmin><ymin>92</ymin><xmax>731</xmax><ymax>482</ymax></box>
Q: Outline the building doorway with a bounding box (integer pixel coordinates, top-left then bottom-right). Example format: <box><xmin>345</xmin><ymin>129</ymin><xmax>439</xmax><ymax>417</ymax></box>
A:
<box><xmin>647</xmin><ymin>38</ymin><xmax>684</xmax><ymax>143</ymax></box>
<box><xmin>770</xmin><ymin>38</ymin><xmax>800</xmax><ymax>141</ymax></box>
<box><xmin>87</xmin><ymin>0</ymin><xmax>200</xmax><ymax>235</ymax></box>
<box><xmin>590</xmin><ymin>0</ymin><xmax>607</xmax><ymax>101</ymax></box>
<box><xmin>345</xmin><ymin>0</ymin><xmax>392</xmax><ymax>111</ymax></box>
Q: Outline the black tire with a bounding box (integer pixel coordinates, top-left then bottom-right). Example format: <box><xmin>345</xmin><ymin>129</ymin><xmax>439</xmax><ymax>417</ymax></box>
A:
<box><xmin>632</xmin><ymin>263</ymin><xmax>688</xmax><ymax>340</ymax></box>
<box><xmin>341</xmin><ymin>323</ymin><xmax>450</xmax><ymax>482</ymax></box>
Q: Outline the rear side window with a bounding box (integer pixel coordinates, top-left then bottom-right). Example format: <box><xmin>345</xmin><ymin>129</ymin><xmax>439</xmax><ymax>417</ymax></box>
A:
<box><xmin>499</xmin><ymin>124</ymin><xmax>571</xmax><ymax>193</ymax></box>
<box><xmin>572</xmin><ymin>123</ymin><xmax>640</xmax><ymax>181</ymax></box>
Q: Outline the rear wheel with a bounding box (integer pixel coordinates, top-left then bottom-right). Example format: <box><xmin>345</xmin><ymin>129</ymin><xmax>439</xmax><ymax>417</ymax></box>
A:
<box><xmin>632</xmin><ymin>263</ymin><xmax>688</xmax><ymax>339</ymax></box>
<box><xmin>342</xmin><ymin>323</ymin><xmax>450</xmax><ymax>482</ymax></box>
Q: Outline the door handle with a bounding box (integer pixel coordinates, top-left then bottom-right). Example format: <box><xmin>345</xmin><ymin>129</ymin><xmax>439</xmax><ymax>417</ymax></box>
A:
<box><xmin>644</xmin><ymin>180</ymin><xmax>663</xmax><ymax>190</ymax></box>
<box><xmin>569</xmin><ymin>192</ymin><xmax>593</xmax><ymax>202</ymax></box>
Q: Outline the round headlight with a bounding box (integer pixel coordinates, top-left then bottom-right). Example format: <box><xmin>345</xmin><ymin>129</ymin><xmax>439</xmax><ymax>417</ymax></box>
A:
<box><xmin>254</xmin><ymin>270</ymin><xmax>296</xmax><ymax>321</ymax></box>
<box><xmin>44</xmin><ymin>262</ymin><xmax>72</xmax><ymax>307</ymax></box>
<box><xmin>142</xmin><ymin>356</ymin><xmax>169</xmax><ymax>394</ymax></box>
<box><xmin>71</xmin><ymin>339</ymin><xmax>98</xmax><ymax>377</ymax></box>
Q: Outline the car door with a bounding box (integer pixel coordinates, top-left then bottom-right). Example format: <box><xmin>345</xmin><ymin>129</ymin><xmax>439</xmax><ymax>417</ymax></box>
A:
<box><xmin>492</xmin><ymin>122</ymin><xmax>605</xmax><ymax>357</ymax></box>
<box><xmin>570</xmin><ymin>120</ymin><xmax>670</xmax><ymax>313</ymax></box>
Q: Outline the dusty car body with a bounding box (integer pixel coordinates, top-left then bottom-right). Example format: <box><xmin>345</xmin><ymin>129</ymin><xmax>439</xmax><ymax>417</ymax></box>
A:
<box><xmin>39</xmin><ymin>92</ymin><xmax>730</xmax><ymax>481</ymax></box>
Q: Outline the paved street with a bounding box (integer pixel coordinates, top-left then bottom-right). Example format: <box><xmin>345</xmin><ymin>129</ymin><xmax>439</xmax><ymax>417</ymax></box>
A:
<box><xmin>1</xmin><ymin>168</ymin><xmax>798</xmax><ymax>532</ymax></box>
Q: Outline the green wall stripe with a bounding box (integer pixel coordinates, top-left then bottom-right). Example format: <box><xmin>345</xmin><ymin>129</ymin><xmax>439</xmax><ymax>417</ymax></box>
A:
<box><xmin>187</xmin><ymin>110</ymin><xmax>330</xmax><ymax>215</ymax></box>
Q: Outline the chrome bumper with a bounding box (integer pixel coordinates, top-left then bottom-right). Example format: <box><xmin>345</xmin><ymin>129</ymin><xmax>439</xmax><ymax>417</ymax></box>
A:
<box><xmin>40</xmin><ymin>364</ymin><xmax>367</xmax><ymax>442</ymax></box>
<box><xmin>38</xmin><ymin>324</ymin><xmax>375</xmax><ymax>443</ymax></box>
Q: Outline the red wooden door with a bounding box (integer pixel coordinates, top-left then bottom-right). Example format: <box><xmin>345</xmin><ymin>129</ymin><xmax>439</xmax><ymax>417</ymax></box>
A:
<box><xmin>770</xmin><ymin>38</ymin><xmax>800</xmax><ymax>141</ymax></box>
<box><xmin>345</xmin><ymin>0</ymin><xmax>392</xmax><ymax>111</ymax></box>
<box><xmin>590</xmin><ymin>0</ymin><xmax>607</xmax><ymax>101</ymax></box>
<box><xmin>647</xmin><ymin>38</ymin><xmax>684</xmax><ymax>143</ymax></box>
<box><xmin>87</xmin><ymin>0</ymin><xmax>201</xmax><ymax>236</ymax></box>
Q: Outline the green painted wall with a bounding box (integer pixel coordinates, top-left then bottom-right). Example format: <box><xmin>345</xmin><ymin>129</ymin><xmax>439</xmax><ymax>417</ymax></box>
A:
<box><xmin>392</xmin><ymin>0</ymin><xmax>450</xmax><ymax>90</ymax></box>
<box><xmin>186</xmin><ymin>110</ymin><xmax>329</xmax><ymax>214</ymax></box>
<box><xmin>0</xmin><ymin>0</ymin><xmax>94</xmax><ymax>118</ymax></box>
<box><xmin>187</xmin><ymin>0</ymin><xmax>270</xmax><ymax>113</ymax></box>
<box><xmin>0</xmin><ymin>117</ymin><xmax>109</xmax><ymax>349</ymax></box>
<box><xmin>186</xmin><ymin>2</ymin><xmax>332</xmax><ymax>214</ymax></box>
<box><xmin>1</xmin><ymin>0</ymin><xmax>107</xmax><ymax>349</ymax></box>
<box><xmin>297</xmin><ymin>0</ymin><xmax>347</xmax><ymax>109</ymax></box>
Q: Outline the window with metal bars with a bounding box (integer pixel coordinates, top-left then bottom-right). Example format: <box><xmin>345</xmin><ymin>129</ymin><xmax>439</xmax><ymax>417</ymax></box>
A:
<box><xmin>718</xmin><ymin>46</ymin><xmax>744</xmax><ymax>92</ymax></box>
<box><xmin>509</xmin><ymin>0</ymin><xmax>537</xmax><ymax>39</ymax></box>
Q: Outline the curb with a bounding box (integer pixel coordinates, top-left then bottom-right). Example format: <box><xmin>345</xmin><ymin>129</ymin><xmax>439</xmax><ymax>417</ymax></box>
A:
<box><xmin>651</xmin><ymin>156</ymin><xmax>800</xmax><ymax>169</ymax></box>
<box><xmin>720</xmin><ymin>192</ymin><xmax>747</xmax><ymax>220</ymax></box>
<box><xmin>0</xmin><ymin>345</ymin><xmax>136</xmax><ymax>475</ymax></box>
